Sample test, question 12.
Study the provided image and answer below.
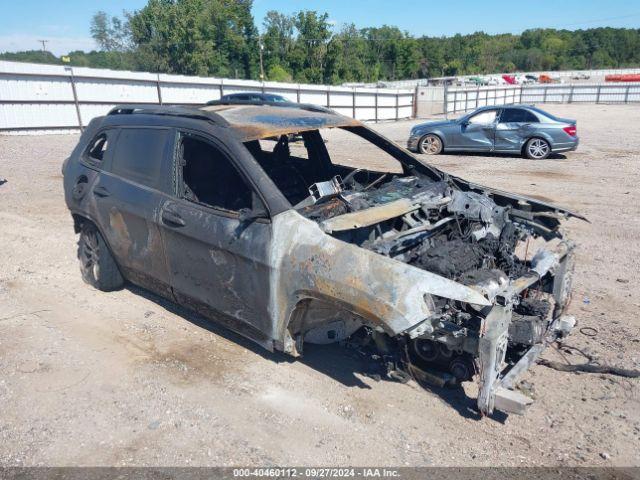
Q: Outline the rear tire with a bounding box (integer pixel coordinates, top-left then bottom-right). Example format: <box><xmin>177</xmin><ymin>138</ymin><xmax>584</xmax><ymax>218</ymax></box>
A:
<box><xmin>524</xmin><ymin>137</ymin><xmax>551</xmax><ymax>160</ymax></box>
<box><xmin>418</xmin><ymin>134</ymin><xmax>443</xmax><ymax>155</ymax></box>
<box><xmin>78</xmin><ymin>223</ymin><xmax>124</xmax><ymax>291</ymax></box>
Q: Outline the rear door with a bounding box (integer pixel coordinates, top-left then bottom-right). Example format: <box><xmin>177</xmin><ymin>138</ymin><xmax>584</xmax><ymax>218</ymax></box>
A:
<box><xmin>92</xmin><ymin>126</ymin><xmax>174</xmax><ymax>298</ymax></box>
<box><xmin>451</xmin><ymin>109</ymin><xmax>498</xmax><ymax>150</ymax></box>
<box><xmin>494</xmin><ymin>108</ymin><xmax>539</xmax><ymax>151</ymax></box>
<box><xmin>159</xmin><ymin>131</ymin><xmax>273</xmax><ymax>346</ymax></box>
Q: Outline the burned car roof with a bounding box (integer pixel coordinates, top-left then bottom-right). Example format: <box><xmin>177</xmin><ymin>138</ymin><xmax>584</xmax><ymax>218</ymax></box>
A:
<box><xmin>200</xmin><ymin>103</ymin><xmax>360</xmax><ymax>140</ymax></box>
<box><xmin>107</xmin><ymin>103</ymin><xmax>361</xmax><ymax>141</ymax></box>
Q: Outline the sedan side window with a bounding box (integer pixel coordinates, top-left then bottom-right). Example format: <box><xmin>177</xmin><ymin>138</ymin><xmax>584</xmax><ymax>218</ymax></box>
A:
<box><xmin>468</xmin><ymin>110</ymin><xmax>497</xmax><ymax>125</ymax></box>
<box><xmin>500</xmin><ymin>108</ymin><xmax>539</xmax><ymax>123</ymax></box>
<box><xmin>179</xmin><ymin>134</ymin><xmax>256</xmax><ymax>213</ymax></box>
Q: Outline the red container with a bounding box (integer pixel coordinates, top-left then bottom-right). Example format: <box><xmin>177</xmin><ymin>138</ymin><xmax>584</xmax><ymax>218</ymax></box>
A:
<box><xmin>605</xmin><ymin>74</ymin><xmax>640</xmax><ymax>82</ymax></box>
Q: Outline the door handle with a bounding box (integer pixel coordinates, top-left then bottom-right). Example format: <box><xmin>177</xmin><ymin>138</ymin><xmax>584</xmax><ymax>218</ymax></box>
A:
<box><xmin>93</xmin><ymin>186</ymin><xmax>110</xmax><ymax>198</ymax></box>
<box><xmin>162</xmin><ymin>209</ymin><xmax>186</xmax><ymax>227</ymax></box>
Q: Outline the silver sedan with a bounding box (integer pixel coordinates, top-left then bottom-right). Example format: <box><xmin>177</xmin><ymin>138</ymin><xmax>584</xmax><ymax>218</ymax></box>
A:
<box><xmin>407</xmin><ymin>105</ymin><xmax>579</xmax><ymax>160</ymax></box>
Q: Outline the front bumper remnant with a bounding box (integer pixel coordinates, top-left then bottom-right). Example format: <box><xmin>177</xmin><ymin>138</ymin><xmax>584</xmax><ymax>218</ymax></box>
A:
<box><xmin>476</xmin><ymin>242</ymin><xmax>576</xmax><ymax>416</ymax></box>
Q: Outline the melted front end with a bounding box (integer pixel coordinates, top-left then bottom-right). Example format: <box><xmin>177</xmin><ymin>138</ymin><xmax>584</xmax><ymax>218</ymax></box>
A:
<box><xmin>299</xmin><ymin>174</ymin><xmax>579</xmax><ymax>415</ymax></box>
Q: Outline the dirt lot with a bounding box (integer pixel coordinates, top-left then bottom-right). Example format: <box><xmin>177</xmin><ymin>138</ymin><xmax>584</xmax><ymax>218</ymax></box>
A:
<box><xmin>1</xmin><ymin>104</ymin><xmax>639</xmax><ymax>467</ymax></box>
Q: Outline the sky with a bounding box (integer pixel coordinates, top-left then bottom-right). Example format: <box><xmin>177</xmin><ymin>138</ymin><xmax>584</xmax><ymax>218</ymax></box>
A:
<box><xmin>0</xmin><ymin>0</ymin><xmax>639</xmax><ymax>55</ymax></box>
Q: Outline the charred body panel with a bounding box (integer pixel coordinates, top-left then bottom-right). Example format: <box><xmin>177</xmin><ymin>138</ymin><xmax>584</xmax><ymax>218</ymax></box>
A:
<box><xmin>63</xmin><ymin>103</ymin><xmax>582</xmax><ymax>417</ymax></box>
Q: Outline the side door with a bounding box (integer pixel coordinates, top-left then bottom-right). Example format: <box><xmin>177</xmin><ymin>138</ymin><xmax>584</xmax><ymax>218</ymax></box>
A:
<box><xmin>494</xmin><ymin>107</ymin><xmax>539</xmax><ymax>152</ymax></box>
<box><xmin>159</xmin><ymin>130</ymin><xmax>273</xmax><ymax>346</ymax></box>
<box><xmin>91</xmin><ymin>126</ymin><xmax>174</xmax><ymax>298</ymax></box>
<box><xmin>451</xmin><ymin>109</ymin><xmax>498</xmax><ymax>150</ymax></box>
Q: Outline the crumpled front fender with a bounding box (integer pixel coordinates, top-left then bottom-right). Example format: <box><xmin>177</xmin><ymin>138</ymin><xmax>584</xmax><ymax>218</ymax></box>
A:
<box><xmin>269</xmin><ymin>211</ymin><xmax>490</xmax><ymax>349</ymax></box>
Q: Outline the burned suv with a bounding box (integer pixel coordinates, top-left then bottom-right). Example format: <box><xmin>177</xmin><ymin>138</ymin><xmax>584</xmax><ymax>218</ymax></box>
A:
<box><xmin>63</xmin><ymin>102</ymin><xmax>582</xmax><ymax>415</ymax></box>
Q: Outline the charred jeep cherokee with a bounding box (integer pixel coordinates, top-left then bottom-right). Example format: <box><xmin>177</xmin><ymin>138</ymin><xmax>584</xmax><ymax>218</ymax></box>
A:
<box><xmin>63</xmin><ymin>102</ymin><xmax>583</xmax><ymax>415</ymax></box>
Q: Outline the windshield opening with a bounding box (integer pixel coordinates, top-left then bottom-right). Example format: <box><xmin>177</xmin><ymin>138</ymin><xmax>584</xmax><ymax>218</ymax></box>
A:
<box><xmin>243</xmin><ymin>126</ymin><xmax>408</xmax><ymax>207</ymax></box>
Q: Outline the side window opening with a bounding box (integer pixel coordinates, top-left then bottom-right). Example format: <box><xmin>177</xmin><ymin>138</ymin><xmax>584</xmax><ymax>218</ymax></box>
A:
<box><xmin>85</xmin><ymin>131</ymin><xmax>114</xmax><ymax>164</ymax></box>
<box><xmin>468</xmin><ymin>110</ymin><xmax>497</xmax><ymax>125</ymax></box>
<box><xmin>500</xmin><ymin>108</ymin><xmax>539</xmax><ymax>123</ymax></box>
<box><xmin>180</xmin><ymin>134</ymin><xmax>255</xmax><ymax>213</ymax></box>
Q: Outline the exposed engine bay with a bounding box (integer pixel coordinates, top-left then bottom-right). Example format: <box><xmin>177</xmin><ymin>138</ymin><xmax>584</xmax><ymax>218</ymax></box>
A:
<box><xmin>296</xmin><ymin>171</ymin><xmax>579</xmax><ymax>415</ymax></box>
<box><xmin>240</xmin><ymin>124</ymin><xmax>581</xmax><ymax>416</ymax></box>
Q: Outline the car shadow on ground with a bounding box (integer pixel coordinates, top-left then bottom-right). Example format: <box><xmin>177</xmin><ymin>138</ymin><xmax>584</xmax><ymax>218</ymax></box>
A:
<box><xmin>127</xmin><ymin>284</ymin><xmax>508</xmax><ymax>422</ymax></box>
<box><xmin>434</xmin><ymin>151</ymin><xmax>568</xmax><ymax>160</ymax></box>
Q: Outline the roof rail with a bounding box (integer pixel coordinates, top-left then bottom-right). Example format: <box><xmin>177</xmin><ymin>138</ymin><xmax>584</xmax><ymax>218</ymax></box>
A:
<box><xmin>107</xmin><ymin>104</ymin><xmax>217</xmax><ymax>122</ymax></box>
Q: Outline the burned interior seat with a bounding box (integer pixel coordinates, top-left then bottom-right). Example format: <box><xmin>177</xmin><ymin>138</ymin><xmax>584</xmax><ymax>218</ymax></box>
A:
<box><xmin>247</xmin><ymin>137</ymin><xmax>309</xmax><ymax>205</ymax></box>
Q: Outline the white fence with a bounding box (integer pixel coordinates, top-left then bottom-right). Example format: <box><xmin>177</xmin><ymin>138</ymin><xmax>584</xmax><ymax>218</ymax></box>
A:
<box><xmin>0</xmin><ymin>61</ymin><xmax>415</xmax><ymax>134</ymax></box>
<box><xmin>445</xmin><ymin>83</ymin><xmax>640</xmax><ymax>114</ymax></box>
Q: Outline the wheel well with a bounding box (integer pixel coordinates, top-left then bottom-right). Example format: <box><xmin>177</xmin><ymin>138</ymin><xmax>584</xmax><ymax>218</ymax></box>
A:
<box><xmin>284</xmin><ymin>297</ymin><xmax>369</xmax><ymax>354</ymax></box>
<box><xmin>72</xmin><ymin>213</ymin><xmax>125</xmax><ymax>280</ymax></box>
<box><xmin>72</xmin><ymin>213</ymin><xmax>92</xmax><ymax>234</ymax></box>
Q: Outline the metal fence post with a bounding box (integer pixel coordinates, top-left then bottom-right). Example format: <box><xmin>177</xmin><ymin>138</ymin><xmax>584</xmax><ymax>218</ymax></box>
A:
<box><xmin>374</xmin><ymin>91</ymin><xmax>379</xmax><ymax>122</ymax></box>
<box><xmin>543</xmin><ymin>86</ymin><xmax>548</xmax><ymax>103</ymax></box>
<box><xmin>156</xmin><ymin>73</ymin><xmax>163</xmax><ymax>105</ymax></box>
<box><xmin>326</xmin><ymin>89</ymin><xmax>330</xmax><ymax>108</ymax></box>
<box><xmin>443</xmin><ymin>83</ymin><xmax>449</xmax><ymax>118</ymax></box>
<box><xmin>219</xmin><ymin>81</ymin><xmax>224</xmax><ymax>100</ymax></box>
<box><xmin>624</xmin><ymin>85</ymin><xmax>630</xmax><ymax>104</ymax></box>
<box><xmin>568</xmin><ymin>85</ymin><xmax>574</xmax><ymax>104</ymax></box>
<box><xmin>395</xmin><ymin>92</ymin><xmax>399</xmax><ymax>120</ymax></box>
<box><xmin>352</xmin><ymin>88</ymin><xmax>356</xmax><ymax>119</ymax></box>
<box><xmin>297</xmin><ymin>85</ymin><xmax>301</xmax><ymax>104</ymax></box>
<box><xmin>412</xmin><ymin>85</ymin><xmax>418</xmax><ymax>119</ymax></box>
<box><xmin>596</xmin><ymin>85</ymin><xmax>601</xmax><ymax>104</ymax></box>
<box><xmin>65</xmin><ymin>67</ymin><xmax>83</xmax><ymax>130</ymax></box>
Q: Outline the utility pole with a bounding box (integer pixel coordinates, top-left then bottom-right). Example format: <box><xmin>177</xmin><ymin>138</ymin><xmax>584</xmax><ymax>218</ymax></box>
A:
<box><xmin>38</xmin><ymin>39</ymin><xmax>48</xmax><ymax>52</ymax></box>
<box><xmin>258</xmin><ymin>37</ymin><xmax>265</xmax><ymax>81</ymax></box>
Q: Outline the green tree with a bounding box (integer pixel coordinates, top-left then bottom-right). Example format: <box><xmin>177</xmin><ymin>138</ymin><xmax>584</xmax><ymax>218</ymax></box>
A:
<box><xmin>262</xmin><ymin>10</ymin><xmax>294</xmax><ymax>72</ymax></box>
<box><xmin>267</xmin><ymin>64</ymin><xmax>292</xmax><ymax>82</ymax></box>
<box><xmin>128</xmin><ymin>0</ymin><xmax>258</xmax><ymax>77</ymax></box>
<box><xmin>90</xmin><ymin>11</ymin><xmax>131</xmax><ymax>52</ymax></box>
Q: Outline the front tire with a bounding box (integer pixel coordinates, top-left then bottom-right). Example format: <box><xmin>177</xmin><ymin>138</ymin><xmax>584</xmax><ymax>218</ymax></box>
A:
<box><xmin>78</xmin><ymin>223</ymin><xmax>124</xmax><ymax>291</ymax></box>
<box><xmin>524</xmin><ymin>137</ymin><xmax>551</xmax><ymax>160</ymax></box>
<box><xmin>418</xmin><ymin>134</ymin><xmax>443</xmax><ymax>155</ymax></box>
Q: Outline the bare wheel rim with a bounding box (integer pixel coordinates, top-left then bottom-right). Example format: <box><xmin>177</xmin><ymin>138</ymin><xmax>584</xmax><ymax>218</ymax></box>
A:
<box><xmin>420</xmin><ymin>135</ymin><xmax>441</xmax><ymax>154</ymax></box>
<box><xmin>81</xmin><ymin>230</ymin><xmax>99</xmax><ymax>278</ymax></box>
<box><xmin>528</xmin><ymin>138</ymin><xmax>549</xmax><ymax>158</ymax></box>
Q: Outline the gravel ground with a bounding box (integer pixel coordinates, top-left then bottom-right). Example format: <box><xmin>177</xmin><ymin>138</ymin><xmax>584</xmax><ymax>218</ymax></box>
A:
<box><xmin>0</xmin><ymin>104</ymin><xmax>639</xmax><ymax>467</ymax></box>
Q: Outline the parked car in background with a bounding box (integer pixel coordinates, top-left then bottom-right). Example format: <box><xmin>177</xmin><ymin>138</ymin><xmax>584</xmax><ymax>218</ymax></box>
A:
<box><xmin>214</xmin><ymin>92</ymin><xmax>291</xmax><ymax>103</ymax></box>
<box><xmin>571</xmin><ymin>73</ymin><xmax>591</xmax><ymax>81</ymax></box>
<box><xmin>407</xmin><ymin>105</ymin><xmax>578</xmax><ymax>159</ymax></box>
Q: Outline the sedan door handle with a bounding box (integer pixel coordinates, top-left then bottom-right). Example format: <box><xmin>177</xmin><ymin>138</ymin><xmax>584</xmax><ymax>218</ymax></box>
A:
<box><xmin>93</xmin><ymin>186</ymin><xmax>110</xmax><ymax>198</ymax></box>
<box><xmin>161</xmin><ymin>210</ymin><xmax>186</xmax><ymax>227</ymax></box>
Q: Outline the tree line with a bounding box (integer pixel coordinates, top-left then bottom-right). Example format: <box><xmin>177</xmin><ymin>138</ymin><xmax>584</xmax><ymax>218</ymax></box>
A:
<box><xmin>2</xmin><ymin>0</ymin><xmax>640</xmax><ymax>84</ymax></box>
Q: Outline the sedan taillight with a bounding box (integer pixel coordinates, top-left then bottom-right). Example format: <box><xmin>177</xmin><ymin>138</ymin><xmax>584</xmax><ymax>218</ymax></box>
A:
<box><xmin>563</xmin><ymin>125</ymin><xmax>577</xmax><ymax>137</ymax></box>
